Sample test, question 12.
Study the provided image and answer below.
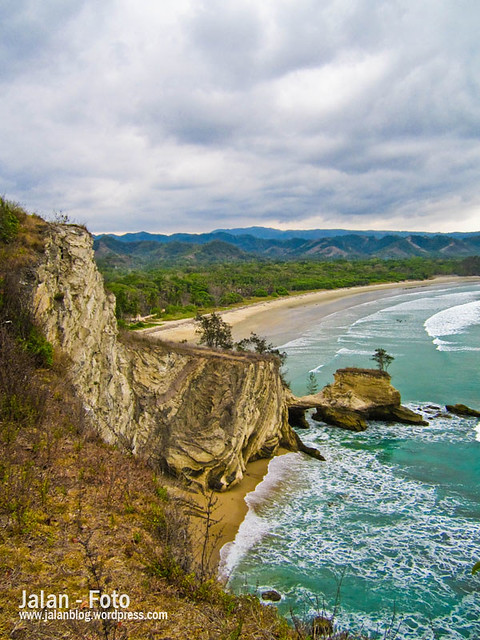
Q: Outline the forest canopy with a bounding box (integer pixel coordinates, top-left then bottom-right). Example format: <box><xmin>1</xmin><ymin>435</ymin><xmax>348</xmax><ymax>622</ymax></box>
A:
<box><xmin>97</xmin><ymin>256</ymin><xmax>477</xmax><ymax>322</ymax></box>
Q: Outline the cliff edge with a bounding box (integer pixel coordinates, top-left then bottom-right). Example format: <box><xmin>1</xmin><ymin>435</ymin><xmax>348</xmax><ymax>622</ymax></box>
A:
<box><xmin>26</xmin><ymin>223</ymin><xmax>422</xmax><ymax>491</ymax></box>
<box><xmin>29</xmin><ymin>224</ymin><xmax>298</xmax><ymax>491</ymax></box>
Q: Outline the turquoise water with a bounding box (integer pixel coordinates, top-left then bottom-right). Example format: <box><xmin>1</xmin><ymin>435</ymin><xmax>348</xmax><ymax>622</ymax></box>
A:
<box><xmin>223</xmin><ymin>281</ymin><xmax>480</xmax><ymax>639</ymax></box>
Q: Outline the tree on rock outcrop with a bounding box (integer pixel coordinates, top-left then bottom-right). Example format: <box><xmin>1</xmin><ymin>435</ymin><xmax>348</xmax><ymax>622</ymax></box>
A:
<box><xmin>194</xmin><ymin>312</ymin><xmax>233</xmax><ymax>349</ymax></box>
<box><xmin>371</xmin><ymin>348</ymin><xmax>394</xmax><ymax>372</ymax></box>
<box><xmin>306</xmin><ymin>371</ymin><xmax>319</xmax><ymax>394</ymax></box>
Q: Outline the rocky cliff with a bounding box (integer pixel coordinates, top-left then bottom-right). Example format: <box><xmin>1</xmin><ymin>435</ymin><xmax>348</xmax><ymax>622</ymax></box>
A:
<box><xmin>26</xmin><ymin>224</ymin><xmax>424</xmax><ymax>491</ymax></box>
<box><xmin>29</xmin><ymin>224</ymin><xmax>298</xmax><ymax>491</ymax></box>
<box><xmin>289</xmin><ymin>367</ymin><xmax>427</xmax><ymax>431</ymax></box>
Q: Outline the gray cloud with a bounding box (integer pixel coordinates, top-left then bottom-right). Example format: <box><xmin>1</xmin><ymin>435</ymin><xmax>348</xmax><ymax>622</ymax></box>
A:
<box><xmin>1</xmin><ymin>0</ymin><xmax>479</xmax><ymax>233</ymax></box>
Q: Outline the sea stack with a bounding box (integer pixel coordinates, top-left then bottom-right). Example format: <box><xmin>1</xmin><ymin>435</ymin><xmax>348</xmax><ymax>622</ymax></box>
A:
<box><xmin>289</xmin><ymin>367</ymin><xmax>428</xmax><ymax>431</ymax></box>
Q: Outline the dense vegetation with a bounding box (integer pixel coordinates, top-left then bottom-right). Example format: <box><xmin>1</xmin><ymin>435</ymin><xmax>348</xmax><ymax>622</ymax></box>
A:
<box><xmin>97</xmin><ymin>255</ymin><xmax>477</xmax><ymax>321</ymax></box>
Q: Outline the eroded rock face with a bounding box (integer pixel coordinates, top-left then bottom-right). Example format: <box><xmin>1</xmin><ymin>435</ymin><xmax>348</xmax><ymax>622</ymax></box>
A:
<box><xmin>31</xmin><ymin>225</ymin><xmax>135</xmax><ymax>445</ymax></box>
<box><xmin>28</xmin><ymin>225</ymin><xmax>298</xmax><ymax>490</ymax></box>
<box><xmin>126</xmin><ymin>341</ymin><xmax>295</xmax><ymax>490</ymax></box>
<box><xmin>322</xmin><ymin>368</ymin><xmax>401</xmax><ymax>414</ymax></box>
<box><xmin>290</xmin><ymin>367</ymin><xmax>427</xmax><ymax>430</ymax></box>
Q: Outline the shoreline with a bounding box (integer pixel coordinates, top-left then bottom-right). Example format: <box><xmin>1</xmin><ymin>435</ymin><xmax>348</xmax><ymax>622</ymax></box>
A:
<box><xmin>208</xmin><ymin>454</ymin><xmax>278</xmax><ymax>570</ymax></box>
<box><xmin>202</xmin><ymin>447</ymin><xmax>290</xmax><ymax>573</ymax></box>
<box><xmin>143</xmin><ymin>276</ymin><xmax>478</xmax><ymax>344</ymax></box>
<box><xmin>180</xmin><ymin>275</ymin><xmax>479</xmax><ymax>572</ymax></box>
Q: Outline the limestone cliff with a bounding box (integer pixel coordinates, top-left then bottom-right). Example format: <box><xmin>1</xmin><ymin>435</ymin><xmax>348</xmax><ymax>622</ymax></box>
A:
<box><xmin>289</xmin><ymin>367</ymin><xmax>427</xmax><ymax>431</ymax></box>
<box><xmin>28</xmin><ymin>224</ymin><xmax>298</xmax><ymax>491</ymax></box>
<box><xmin>125</xmin><ymin>340</ymin><xmax>296</xmax><ymax>489</ymax></box>
<box><xmin>32</xmin><ymin>225</ymin><xmax>135</xmax><ymax>445</ymax></box>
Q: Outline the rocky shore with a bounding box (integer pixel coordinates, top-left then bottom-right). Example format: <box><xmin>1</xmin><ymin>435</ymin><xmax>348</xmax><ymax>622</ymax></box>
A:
<box><xmin>27</xmin><ymin>223</ymin><xmax>458</xmax><ymax>498</ymax></box>
<box><xmin>288</xmin><ymin>367</ymin><xmax>428</xmax><ymax>431</ymax></box>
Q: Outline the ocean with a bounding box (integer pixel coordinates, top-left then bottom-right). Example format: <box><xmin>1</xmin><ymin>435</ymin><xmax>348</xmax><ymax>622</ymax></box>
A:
<box><xmin>222</xmin><ymin>280</ymin><xmax>480</xmax><ymax>639</ymax></box>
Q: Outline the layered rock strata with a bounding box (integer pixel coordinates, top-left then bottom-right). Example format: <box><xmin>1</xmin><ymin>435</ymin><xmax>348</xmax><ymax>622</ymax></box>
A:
<box><xmin>289</xmin><ymin>367</ymin><xmax>427</xmax><ymax>431</ymax></box>
<box><xmin>29</xmin><ymin>224</ymin><xmax>300</xmax><ymax>491</ymax></box>
<box><xmin>26</xmin><ymin>224</ymin><xmax>425</xmax><ymax>491</ymax></box>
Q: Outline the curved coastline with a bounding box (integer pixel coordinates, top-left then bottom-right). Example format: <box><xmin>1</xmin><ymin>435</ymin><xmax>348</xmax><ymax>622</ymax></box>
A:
<box><xmin>144</xmin><ymin>276</ymin><xmax>478</xmax><ymax>345</ymax></box>
<box><xmin>190</xmin><ymin>276</ymin><xmax>480</xmax><ymax>570</ymax></box>
<box><xmin>209</xmin><ymin>276</ymin><xmax>480</xmax><ymax>639</ymax></box>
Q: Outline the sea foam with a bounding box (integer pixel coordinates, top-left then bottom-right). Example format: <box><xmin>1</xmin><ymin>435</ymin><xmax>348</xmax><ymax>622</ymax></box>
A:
<box><xmin>219</xmin><ymin>453</ymin><xmax>298</xmax><ymax>580</ymax></box>
<box><xmin>424</xmin><ymin>300</ymin><xmax>480</xmax><ymax>339</ymax></box>
<box><xmin>227</xmin><ymin>409</ymin><xmax>480</xmax><ymax>639</ymax></box>
<box><xmin>475</xmin><ymin>423</ymin><xmax>480</xmax><ymax>443</ymax></box>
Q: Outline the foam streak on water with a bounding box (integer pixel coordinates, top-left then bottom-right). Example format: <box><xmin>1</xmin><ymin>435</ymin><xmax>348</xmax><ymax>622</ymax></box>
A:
<box><xmin>224</xmin><ymin>282</ymin><xmax>480</xmax><ymax>640</ymax></box>
<box><xmin>219</xmin><ymin>453</ymin><xmax>296</xmax><ymax>580</ymax></box>
<box><xmin>226</xmin><ymin>413</ymin><xmax>480</xmax><ymax>639</ymax></box>
<box><xmin>424</xmin><ymin>301</ymin><xmax>480</xmax><ymax>352</ymax></box>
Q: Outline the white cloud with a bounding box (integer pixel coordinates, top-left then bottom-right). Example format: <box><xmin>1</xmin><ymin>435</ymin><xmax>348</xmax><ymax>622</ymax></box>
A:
<box><xmin>1</xmin><ymin>0</ymin><xmax>479</xmax><ymax>233</ymax></box>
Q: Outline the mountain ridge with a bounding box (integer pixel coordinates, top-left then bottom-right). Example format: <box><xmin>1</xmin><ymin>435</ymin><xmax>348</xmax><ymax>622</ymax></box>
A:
<box><xmin>94</xmin><ymin>227</ymin><xmax>480</xmax><ymax>266</ymax></box>
<box><xmin>97</xmin><ymin>226</ymin><xmax>480</xmax><ymax>242</ymax></box>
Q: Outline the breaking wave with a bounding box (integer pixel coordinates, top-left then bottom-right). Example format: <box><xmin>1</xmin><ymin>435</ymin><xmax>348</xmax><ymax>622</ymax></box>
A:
<box><xmin>424</xmin><ymin>300</ymin><xmax>480</xmax><ymax>339</ymax></box>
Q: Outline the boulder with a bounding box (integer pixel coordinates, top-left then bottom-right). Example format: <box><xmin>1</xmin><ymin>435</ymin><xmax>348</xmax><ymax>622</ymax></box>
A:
<box><xmin>312</xmin><ymin>406</ymin><xmax>368</xmax><ymax>432</ymax></box>
<box><xmin>446</xmin><ymin>404</ymin><xmax>480</xmax><ymax>418</ymax></box>
<box><xmin>261</xmin><ymin>590</ymin><xmax>281</xmax><ymax>602</ymax></box>
<box><xmin>369</xmin><ymin>405</ymin><xmax>429</xmax><ymax>425</ymax></box>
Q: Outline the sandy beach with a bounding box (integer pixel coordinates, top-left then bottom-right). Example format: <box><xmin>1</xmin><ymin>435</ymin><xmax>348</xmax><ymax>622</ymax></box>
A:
<box><xmin>190</xmin><ymin>447</ymin><xmax>289</xmax><ymax>574</ymax></box>
<box><xmin>143</xmin><ymin>276</ymin><xmax>473</xmax><ymax>345</ymax></box>
<box><xmin>167</xmin><ymin>275</ymin><xmax>479</xmax><ymax>571</ymax></box>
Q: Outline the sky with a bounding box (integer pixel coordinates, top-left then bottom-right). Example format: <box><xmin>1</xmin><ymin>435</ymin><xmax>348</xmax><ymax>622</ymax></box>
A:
<box><xmin>1</xmin><ymin>0</ymin><xmax>480</xmax><ymax>234</ymax></box>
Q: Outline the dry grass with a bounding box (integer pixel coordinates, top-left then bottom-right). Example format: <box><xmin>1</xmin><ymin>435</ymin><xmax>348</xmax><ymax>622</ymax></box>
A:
<box><xmin>120</xmin><ymin>330</ymin><xmax>281</xmax><ymax>367</ymax></box>
<box><xmin>0</xmin><ymin>307</ymin><xmax>293</xmax><ymax>640</ymax></box>
<box><xmin>336</xmin><ymin>367</ymin><xmax>389</xmax><ymax>378</ymax></box>
<box><xmin>0</xmin><ymin>198</ymin><xmax>48</xmax><ymax>270</ymax></box>
<box><xmin>0</xmin><ymin>208</ymin><xmax>368</xmax><ymax>639</ymax></box>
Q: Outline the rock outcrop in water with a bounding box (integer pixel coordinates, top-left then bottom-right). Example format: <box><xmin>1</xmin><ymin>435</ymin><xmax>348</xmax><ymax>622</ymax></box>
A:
<box><xmin>28</xmin><ymin>224</ymin><xmax>303</xmax><ymax>491</ymax></box>
<box><xmin>446</xmin><ymin>403</ymin><xmax>480</xmax><ymax>418</ymax></box>
<box><xmin>24</xmin><ymin>223</ymin><xmax>426</xmax><ymax>490</ymax></box>
<box><xmin>289</xmin><ymin>367</ymin><xmax>427</xmax><ymax>431</ymax></box>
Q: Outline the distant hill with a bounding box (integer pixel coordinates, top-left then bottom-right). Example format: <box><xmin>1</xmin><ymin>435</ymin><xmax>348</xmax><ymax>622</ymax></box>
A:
<box><xmin>93</xmin><ymin>227</ymin><xmax>480</xmax><ymax>267</ymax></box>
<box><xmin>94</xmin><ymin>236</ymin><xmax>254</xmax><ymax>268</ymax></box>
<box><xmin>211</xmin><ymin>226</ymin><xmax>479</xmax><ymax>240</ymax></box>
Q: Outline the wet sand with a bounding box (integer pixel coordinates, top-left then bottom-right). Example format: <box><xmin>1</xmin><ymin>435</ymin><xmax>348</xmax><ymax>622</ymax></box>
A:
<box><xmin>194</xmin><ymin>448</ymin><xmax>290</xmax><ymax>573</ymax></box>
<box><xmin>143</xmin><ymin>276</ymin><xmax>473</xmax><ymax>345</ymax></box>
<box><xmin>172</xmin><ymin>276</ymin><xmax>478</xmax><ymax>570</ymax></box>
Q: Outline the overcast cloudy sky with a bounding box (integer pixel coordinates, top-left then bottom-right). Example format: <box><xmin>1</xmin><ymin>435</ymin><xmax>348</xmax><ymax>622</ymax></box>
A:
<box><xmin>1</xmin><ymin>0</ymin><xmax>479</xmax><ymax>234</ymax></box>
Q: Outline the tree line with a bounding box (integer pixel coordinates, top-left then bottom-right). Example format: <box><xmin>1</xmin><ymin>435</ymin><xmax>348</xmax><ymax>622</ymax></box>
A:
<box><xmin>98</xmin><ymin>256</ymin><xmax>478</xmax><ymax>322</ymax></box>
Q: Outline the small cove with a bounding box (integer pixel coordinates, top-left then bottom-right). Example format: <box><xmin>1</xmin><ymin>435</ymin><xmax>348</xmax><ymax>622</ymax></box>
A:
<box><xmin>222</xmin><ymin>281</ymin><xmax>480</xmax><ymax>639</ymax></box>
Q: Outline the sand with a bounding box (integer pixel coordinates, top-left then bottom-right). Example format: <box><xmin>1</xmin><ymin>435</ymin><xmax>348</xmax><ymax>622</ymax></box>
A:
<box><xmin>165</xmin><ymin>275</ymin><xmax>479</xmax><ymax>570</ymax></box>
<box><xmin>142</xmin><ymin>276</ymin><xmax>473</xmax><ymax>345</ymax></box>
<box><xmin>192</xmin><ymin>448</ymin><xmax>289</xmax><ymax>573</ymax></box>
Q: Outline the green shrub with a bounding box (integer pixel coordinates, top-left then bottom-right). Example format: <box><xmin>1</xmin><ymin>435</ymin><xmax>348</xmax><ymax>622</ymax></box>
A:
<box><xmin>219</xmin><ymin>291</ymin><xmax>244</xmax><ymax>306</ymax></box>
<box><xmin>21</xmin><ymin>327</ymin><xmax>54</xmax><ymax>368</ymax></box>
<box><xmin>155</xmin><ymin>485</ymin><xmax>169</xmax><ymax>502</ymax></box>
<box><xmin>0</xmin><ymin>197</ymin><xmax>21</xmax><ymax>243</ymax></box>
